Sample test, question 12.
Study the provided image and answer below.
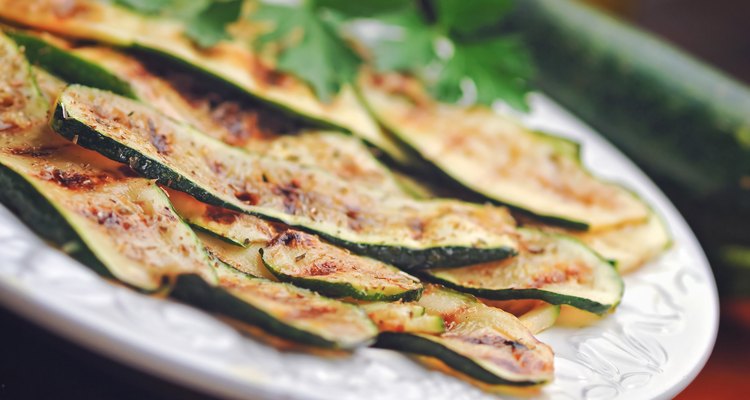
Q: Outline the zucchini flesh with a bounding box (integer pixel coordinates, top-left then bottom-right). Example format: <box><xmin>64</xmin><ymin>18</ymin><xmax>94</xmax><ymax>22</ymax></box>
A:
<box><xmin>360</xmin><ymin>73</ymin><xmax>650</xmax><ymax>231</ymax></box>
<box><xmin>261</xmin><ymin>230</ymin><xmax>423</xmax><ymax>301</ymax></box>
<box><xmin>0</xmin><ymin>0</ymin><xmax>413</xmax><ymax>164</ymax></box>
<box><xmin>425</xmin><ymin>229</ymin><xmax>623</xmax><ymax>314</ymax></box>
<box><xmin>522</xmin><ymin>211</ymin><xmax>671</xmax><ymax>274</ymax></box>
<box><xmin>377</xmin><ymin>285</ymin><xmax>554</xmax><ymax>386</ymax></box>
<box><xmin>51</xmin><ymin>85</ymin><xmax>519</xmax><ymax>269</ymax></box>
<box><xmin>518</xmin><ymin>303</ymin><xmax>560</xmax><ymax>334</ymax></box>
<box><xmin>196</xmin><ymin>230</ymin><xmax>275</xmax><ymax>280</ymax></box>
<box><xmin>171</xmin><ymin>189</ymin><xmax>425</xmax><ymax>301</ymax></box>
<box><xmin>361</xmin><ymin>302</ymin><xmax>445</xmax><ymax>334</ymax></box>
<box><xmin>173</xmin><ymin>258</ymin><xmax>377</xmax><ymax>350</ymax></box>
<box><xmin>0</xmin><ymin>33</ymin><xmax>215</xmax><ymax>290</ymax></box>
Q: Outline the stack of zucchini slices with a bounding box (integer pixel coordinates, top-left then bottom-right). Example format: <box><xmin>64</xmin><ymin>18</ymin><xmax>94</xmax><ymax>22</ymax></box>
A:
<box><xmin>0</xmin><ymin>0</ymin><xmax>671</xmax><ymax>392</ymax></box>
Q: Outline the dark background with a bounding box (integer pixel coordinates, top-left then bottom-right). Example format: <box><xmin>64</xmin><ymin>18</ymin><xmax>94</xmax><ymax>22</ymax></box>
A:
<box><xmin>1</xmin><ymin>0</ymin><xmax>749</xmax><ymax>398</ymax></box>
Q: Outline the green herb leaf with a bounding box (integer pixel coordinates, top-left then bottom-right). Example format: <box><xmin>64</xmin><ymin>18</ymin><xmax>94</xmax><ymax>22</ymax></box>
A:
<box><xmin>184</xmin><ymin>0</ymin><xmax>243</xmax><ymax>47</ymax></box>
<box><xmin>434</xmin><ymin>0</ymin><xmax>514</xmax><ymax>37</ymax></box>
<box><xmin>253</xmin><ymin>3</ymin><xmax>362</xmax><ymax>101</ymax></box>
<box><xmin>433</xmin><ymin>36</ymin><xmax>534</xmax><ymax>111</ymax></box>
<box><xmin>369</xmin><ymin>9</ymin><xmax>436</xmax><ymax>72</ymax></box>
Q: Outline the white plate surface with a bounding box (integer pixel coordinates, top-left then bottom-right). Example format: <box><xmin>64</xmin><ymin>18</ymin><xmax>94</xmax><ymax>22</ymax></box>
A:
<box><xmin>0</xmin><ymin>94</ymin><xmax>718</xmax><ymax>400</ymax></box>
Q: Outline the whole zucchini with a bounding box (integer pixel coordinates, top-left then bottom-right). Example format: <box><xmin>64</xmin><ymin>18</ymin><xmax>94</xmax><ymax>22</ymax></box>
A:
<box><xmin>510</xmin><ymin>0</ymin><xmax>750</xmax><ymax>292</ymax></box>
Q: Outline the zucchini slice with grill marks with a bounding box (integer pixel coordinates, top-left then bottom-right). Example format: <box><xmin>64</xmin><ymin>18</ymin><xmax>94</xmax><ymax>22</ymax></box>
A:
<box><xmin>172</xmin><ymin>257</ymin><xmax>377</xmax><ymax>350</ymax></box>
<box><xmin>521</xmin><ymin>211</ymin><xmax>671</xmax><ymax>274</ymax></box>
<box><xmin>360</xmin><ymin>73</ymin><xmax>651</xmax><ymax>231</ymax></box>
<box><xmin>0</xmin><ymin>0</ymin><xmax>413</xmax><ymax>165</ymax></box>
<box><xmin>10</xmin><ymin>33</ymin><xmax>413</xmax><ymax>197</ymax></box>
<box><xmin>50</xmin><ymin>85</ymin><xmax>519</xmax><ymax>269</ymax></box>
<box><xmin>424</xmin><ymin>228</ymin><xmax>623</xmax><ymax>315</ymax></box>
<box><xmin>376</xmin><ymin>285</ymin><xmax>554</xmax><ymax>386</ymax></box>
<box><xmin>0</xmin><ymin>33</ymin><xmax>215</xmax><ymax>290</ymax></box>
<box><xmin>361</xmin><ymin>302</ymin><xmax>445</xmax><ymax>334</ymax></box>
<box><xmin>261</xmin><ymin>230</ymin><xmax>423</xmax><ymax>301</ymax></box>
<box><xmin>170</xmin><ymin>189</ymin><xmax>425</xmax><ymax>301</ymax></box>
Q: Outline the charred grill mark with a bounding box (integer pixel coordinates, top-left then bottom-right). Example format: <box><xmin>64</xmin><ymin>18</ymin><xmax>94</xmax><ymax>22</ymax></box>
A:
<box><xmin>345</xmin><ymin>207</ymin><xmax>363</xmax><ymax>232</ymax></box>
<box><xmin>269</xmin><ymin>230</ymin><xmax>314</xmax><ymax>248</ymax></box>
<box><xmin>39</xmin><ymin>167</ymin><xmax>113</xmax><ymax>190</ymax></box>
<box><xmin>272</xmin><ymin>180</ymin><xmax>302</xmax><ymax>214</ymax></box>
<box><xmin>307</xmin><ymin>261</ymin><xmax>338</xmax><ymax>276</ymax></box>
<box><xmin>407</xmin><ymin>218</ymin><xmax>426</xmax><ymax>240</ymax></box>
<box><xmin>234</xmin><ymin>190</ymin><xmax>260</xmax><ymax>205</ymax></box>
<box><xmin>250</xmin><ymin>58</ymin><xmax>289</xmax><ymax>87</ymax></box>
<box><xmin>204</xmin><ymin>205</ymin><xmax>241</xmax><ymax>224</ymax></box>
<box><xmin>147</xmin><ymin>118</ymin><xmax>171</xmax><ymax>154</ymax></box>
<box><xmin>8</xmin><ymin>144</ymin><xmax>64</xmax><ymax>157</ymax></box>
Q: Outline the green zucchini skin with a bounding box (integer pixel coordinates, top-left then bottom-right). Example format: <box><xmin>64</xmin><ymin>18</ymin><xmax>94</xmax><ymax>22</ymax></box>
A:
<box><xmin>512</xmin><ymin>0</ymin><xmax>750</xmax><ymax>206</ymax></box>
<box><xmin>170</xmin><ymin>274</ymin><xmax>363</xmax><ymax>349</ymax></box>
<box><xmin>8</xmin><ymin>30</ymin><xmax>136</xmax><ymax>98</ymax></box>
<box><xmin>172</xmin><ymin>276</ymin><xmax>334</xmax><ymax>348</ymax></box>
<box><xmin>422</xmin><ymin>229</ymin><xmax>623</xmax><ymax>315</ymax></box>
<box><xmin>49</xmin><ymin>90</ymin><xmax>518</xmax><ymax>270</ymax></box>
<box><xmin>0</xmin><ymin>162</ymin><xmax>112</xmax><ymax>280</ymax></box>
<box><xmin>375</xmin><ymin>333</ymin><xmax>538</xmax><ymax>386</ymax></box>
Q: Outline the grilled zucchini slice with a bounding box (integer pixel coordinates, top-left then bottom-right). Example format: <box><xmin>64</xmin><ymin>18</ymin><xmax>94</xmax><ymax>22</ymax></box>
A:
<box><xmin>51</xmin><ymin>85</ymin><xmax>519</xmax><ymax>269</ymax></box>
<box><xmin>522</xmin><ymin>211</ymin><xmax>671</xmax><ymax>274</ymax></box>
<box><xmin>376</xmin><ymin>285</ymin><xmax>554</xmax><ymax>386</ymax></box>
<box><xmin>173</xmin><ymin>258</ymin><xmax>377</xmax><ymax>350</ymax></box>
<box><xmin>360</xmin><ymin>73</ymin><xmax>650</xmax><ymax>231</ymax></box>
<box><xmin>0</xmin><ymin>0</ymin><xmax>413</xmax><ymax>164</ymax></box>
<box><xmin>0</xmin><ymin>33</ymin><xmax>215</xmax><ymax>290</ymax></box>
<box><xmin>424</xmin><ymin>229</ymin><xmax>623</xmax><ymax>314</ymax></box>
<box><xmin>261</xmin><ymin>230</ymin><xmax>423</xmax><ymax>301</ymax></box>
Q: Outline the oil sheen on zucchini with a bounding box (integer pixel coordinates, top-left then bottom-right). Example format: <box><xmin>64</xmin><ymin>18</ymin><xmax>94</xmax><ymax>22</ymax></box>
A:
<box><xmin>376</xmin><ymin>285</ymin><xmax>554</xmax><ymax>386</ymax></box>
<box><xmin>0</xmin><ymin>0</ymin><xmax>413</xmax><ymax>164</ymax></box>
<box><xmin>360</xmin><ymin>73</ymin><xmax>651</xmax><ymax>231</ymax></box>
<box><xmin>0</xmin><ymin>33</ymin><xmax>215</xmax><ymax>291</ymax></box>
<box><xmin>424</xmin><ymin>229</ymin><xmax>623</xmax><ymax>314</ymax></box>
<box><xmin>261</xmin><ymin>230</ymin><xmax>423</xmax><ymax>301</ymax></box>
<box><xmin>51</xmin><ymin>85</ymin><xmax>519</xmax><ymax>269</ymax></box>
<box><xmin>12</xmin><ymin>34</ymin><xmax>412</xmax><ymax>197</ymax></box>
<box><xmin>172</xmin><ymin>257</ymin><xmax>377</xmax><ymax>350</ymax></box>
<box><xmin>169</xmin><ymin>189</ymin><xmax>425</xmax><ymax>301</ymax></box>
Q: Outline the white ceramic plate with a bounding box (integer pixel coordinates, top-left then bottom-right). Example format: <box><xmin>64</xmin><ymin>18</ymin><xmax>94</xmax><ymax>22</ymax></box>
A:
<box><xmin>0</xmin><ymin>94</ymin><xmax>718</xmax><ymax>400</ymax></box>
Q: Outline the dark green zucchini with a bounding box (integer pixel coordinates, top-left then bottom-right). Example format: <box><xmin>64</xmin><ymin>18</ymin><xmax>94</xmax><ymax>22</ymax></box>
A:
<box><xmin>0</xmin><ymin>0</ymin><xmax>415</xmax><ymax>165</ymax></box>
<box><xmin>376</xmin><ymin>285</ymin><xmax>554</xmax><ymax>386</ymax></box>
<box><xmin>50</xmin><ymin>85</ymin><xmax>519</xmax><ymax>269</ymax></box>
<box><xmin>169</xmin><ymin>189</ymin><xmax>425</xmax><ymax>301</ymax></box>
<box><xmin>261</xmin><ymin>230</ymin><xmax>423</xmax><ymax>301</ymax></box>
<box><xmin>172</xmin><ymin>257</ymin><xmax>378</xmax><ymax>350</ymax></box>
<box><xmin>511</xmin><ymin>0</ymin><xmax>750</xmax><ymax>202</ymax></box>
<box><xmin>8</xmin><ymin>29</ymin><xmax>135</xmax><ymax>97</ymax></box>
<box><xmin>0</xmin><ymin>32</ymin><xmax>216</xmax><ymax>291</ymax></box>
<box><xmin>424</xmin><ymin>228</ymin><xmax>623</xmax><ymax>314</ymax></box>
<box><xmin>360</xmin><ymin>73</ymin><xmax>650</xmax><ymax>231</ymax></box>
